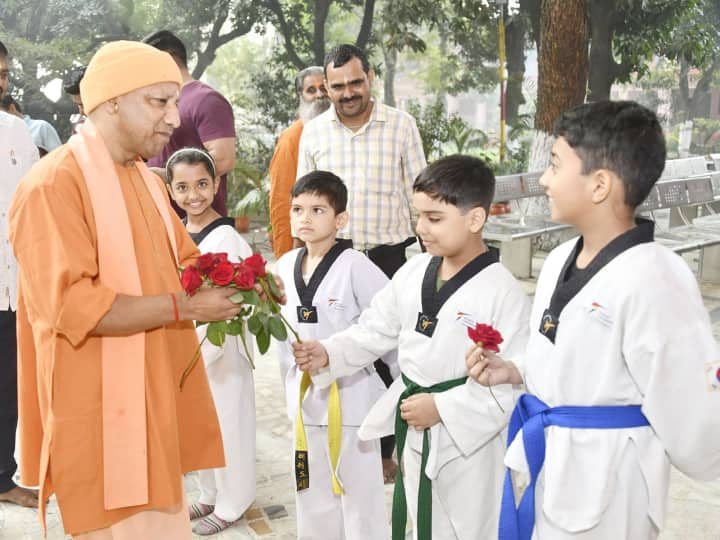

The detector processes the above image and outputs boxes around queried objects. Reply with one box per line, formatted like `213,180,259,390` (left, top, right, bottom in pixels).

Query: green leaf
256,328,271,354
247,315,262,335
226,318,244,336
229,289,261,306
206,321,226,347
268,315,288,341
266,273,282,299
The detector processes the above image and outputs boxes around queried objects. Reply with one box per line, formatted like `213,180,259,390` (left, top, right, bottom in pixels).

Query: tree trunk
520,0,542,50
528,0,588,249
505,12,527,125
676,57,691,123
312,0,332,65
586,1,615,102
355,0,376,52
383,46,397,107
535,0,588,133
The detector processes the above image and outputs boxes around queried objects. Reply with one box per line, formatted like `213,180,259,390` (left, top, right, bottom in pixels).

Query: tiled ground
1,239,718,539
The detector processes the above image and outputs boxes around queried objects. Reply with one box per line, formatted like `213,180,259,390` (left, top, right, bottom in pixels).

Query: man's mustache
339,96,360,104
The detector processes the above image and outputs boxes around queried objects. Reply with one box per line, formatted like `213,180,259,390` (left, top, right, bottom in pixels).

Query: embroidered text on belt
295,371,344,495
392,373,467,540
499,393,650,540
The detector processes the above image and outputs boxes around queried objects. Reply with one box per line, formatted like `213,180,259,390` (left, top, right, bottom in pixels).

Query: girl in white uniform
166,148,256,536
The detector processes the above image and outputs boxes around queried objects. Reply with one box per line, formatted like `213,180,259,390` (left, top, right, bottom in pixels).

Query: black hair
324,44,370,75
165,147,216,184
295,66,324,97
292,171,348,214
413,155,495,214
553,100,666,208
0,41,7,58
142,30,188,68
0,95,20,113
63,66,86,95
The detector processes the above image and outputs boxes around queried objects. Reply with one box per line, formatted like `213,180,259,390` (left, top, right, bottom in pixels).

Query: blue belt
499,394,650,540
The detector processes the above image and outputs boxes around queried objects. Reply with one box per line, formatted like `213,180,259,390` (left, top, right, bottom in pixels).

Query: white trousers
296,425,388,540
402,433,505,540
197,350,256,522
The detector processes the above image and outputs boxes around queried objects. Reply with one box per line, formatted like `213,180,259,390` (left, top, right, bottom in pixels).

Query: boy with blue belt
467,100,720,540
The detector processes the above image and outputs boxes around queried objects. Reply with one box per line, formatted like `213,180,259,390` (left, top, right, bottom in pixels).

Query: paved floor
1,242,719,539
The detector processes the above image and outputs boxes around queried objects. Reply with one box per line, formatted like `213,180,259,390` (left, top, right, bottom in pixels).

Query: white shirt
0,112,38,311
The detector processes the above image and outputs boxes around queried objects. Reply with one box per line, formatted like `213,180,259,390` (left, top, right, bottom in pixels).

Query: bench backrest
686,176,715,204
637,185,661,213
657,180,689,207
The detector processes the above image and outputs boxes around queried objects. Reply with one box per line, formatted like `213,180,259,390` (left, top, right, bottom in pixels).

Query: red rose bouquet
179,252,299,389
467,323,505,412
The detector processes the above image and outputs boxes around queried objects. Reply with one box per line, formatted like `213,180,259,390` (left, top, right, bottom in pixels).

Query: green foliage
406,98,451,160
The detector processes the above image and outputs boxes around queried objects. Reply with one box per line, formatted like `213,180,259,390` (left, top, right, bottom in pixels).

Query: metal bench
485,171,572,278
646,176,720,282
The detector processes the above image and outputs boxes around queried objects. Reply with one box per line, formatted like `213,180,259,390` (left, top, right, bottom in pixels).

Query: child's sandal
192,513,237,536
188,502,214,521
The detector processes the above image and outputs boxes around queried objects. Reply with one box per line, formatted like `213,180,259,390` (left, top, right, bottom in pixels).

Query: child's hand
400,393,441,430
292,340,329,371
465,344,523,386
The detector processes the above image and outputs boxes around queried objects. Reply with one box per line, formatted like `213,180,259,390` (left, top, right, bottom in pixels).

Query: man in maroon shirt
144,30,236,216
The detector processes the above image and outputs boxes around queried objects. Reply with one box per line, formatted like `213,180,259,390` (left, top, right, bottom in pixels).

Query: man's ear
335,210,349,230
367,69,375,85
469,206,487,233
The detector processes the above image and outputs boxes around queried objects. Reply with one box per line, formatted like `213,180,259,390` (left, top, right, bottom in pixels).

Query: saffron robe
9,146,224,535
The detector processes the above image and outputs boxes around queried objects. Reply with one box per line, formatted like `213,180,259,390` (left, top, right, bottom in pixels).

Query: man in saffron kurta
9,41,241,538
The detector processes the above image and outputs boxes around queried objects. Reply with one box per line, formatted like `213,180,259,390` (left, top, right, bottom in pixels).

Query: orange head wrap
80,40,182,114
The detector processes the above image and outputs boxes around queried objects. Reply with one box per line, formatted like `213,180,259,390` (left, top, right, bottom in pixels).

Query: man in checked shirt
296,43,427,482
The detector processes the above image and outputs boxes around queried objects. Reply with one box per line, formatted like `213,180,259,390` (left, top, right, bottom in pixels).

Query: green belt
392,373,468,540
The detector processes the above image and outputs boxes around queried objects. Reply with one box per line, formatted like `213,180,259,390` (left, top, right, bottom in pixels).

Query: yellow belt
295,371,344,495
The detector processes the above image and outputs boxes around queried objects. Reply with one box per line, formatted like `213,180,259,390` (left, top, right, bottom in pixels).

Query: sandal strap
192,513,236,536
188,502,214,521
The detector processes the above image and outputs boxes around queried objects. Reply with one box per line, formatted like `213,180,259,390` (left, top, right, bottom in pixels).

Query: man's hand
400,393,441,430
465,344,523,386
180,287,242,322
292,340,329,371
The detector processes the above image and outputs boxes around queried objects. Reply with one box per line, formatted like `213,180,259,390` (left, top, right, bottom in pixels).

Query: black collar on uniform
420,247,500,320
187,216,236,246
539,218,655,343
293,239,354,306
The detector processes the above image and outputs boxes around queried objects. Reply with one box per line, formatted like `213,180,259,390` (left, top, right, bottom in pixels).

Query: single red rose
211,253,229,266
196,253,215,274
233,264,256,291
207,261,235,286
180,265,203,295
467,323,504,352
244,253,267,277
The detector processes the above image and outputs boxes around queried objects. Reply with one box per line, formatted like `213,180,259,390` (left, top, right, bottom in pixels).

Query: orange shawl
68,119,178,510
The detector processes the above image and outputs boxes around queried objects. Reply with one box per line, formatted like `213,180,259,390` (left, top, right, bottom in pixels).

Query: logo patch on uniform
705,362,720,392
327,298,345,311
415,312,437,337
539,309,558,344
297,305,318,323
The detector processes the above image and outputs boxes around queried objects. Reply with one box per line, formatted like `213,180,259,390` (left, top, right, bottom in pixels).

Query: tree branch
267,0,308,69
355,0,376,51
